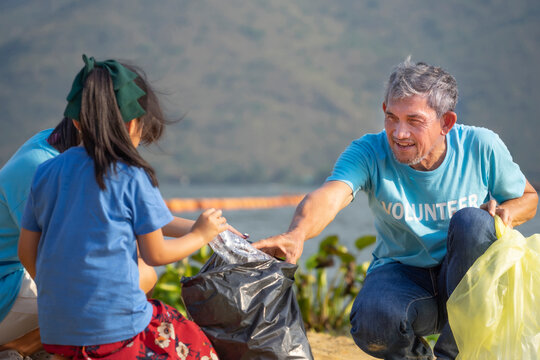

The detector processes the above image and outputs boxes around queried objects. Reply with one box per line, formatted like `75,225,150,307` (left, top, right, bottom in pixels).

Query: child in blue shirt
19,55,225,359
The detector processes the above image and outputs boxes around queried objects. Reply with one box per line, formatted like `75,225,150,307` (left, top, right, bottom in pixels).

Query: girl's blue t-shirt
327,124,526,272
21,147,173,346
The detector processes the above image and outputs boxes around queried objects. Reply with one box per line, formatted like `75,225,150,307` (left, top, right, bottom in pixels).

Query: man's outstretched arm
253,180,354,263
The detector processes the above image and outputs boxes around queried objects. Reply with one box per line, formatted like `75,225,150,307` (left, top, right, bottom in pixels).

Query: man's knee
450,207,492,231
448,207,496,256
350,296,408,357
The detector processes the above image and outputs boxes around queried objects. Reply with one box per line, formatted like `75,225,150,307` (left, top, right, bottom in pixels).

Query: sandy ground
307,331,378,360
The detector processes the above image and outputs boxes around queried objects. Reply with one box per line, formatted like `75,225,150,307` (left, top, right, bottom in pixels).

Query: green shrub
295,235,374,334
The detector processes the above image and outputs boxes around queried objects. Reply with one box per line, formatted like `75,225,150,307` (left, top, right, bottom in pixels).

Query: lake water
160,183,540,268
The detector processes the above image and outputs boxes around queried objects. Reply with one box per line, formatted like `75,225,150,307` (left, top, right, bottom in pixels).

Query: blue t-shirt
327,124,526,272
0,129,58,323
21,147,173,345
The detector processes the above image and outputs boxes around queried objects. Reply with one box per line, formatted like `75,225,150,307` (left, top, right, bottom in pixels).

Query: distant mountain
1,0,539,184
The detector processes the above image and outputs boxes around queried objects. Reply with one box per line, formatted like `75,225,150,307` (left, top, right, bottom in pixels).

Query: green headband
64,54,146,123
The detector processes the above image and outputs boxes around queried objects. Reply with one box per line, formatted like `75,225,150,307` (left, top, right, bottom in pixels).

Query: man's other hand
480,199,512,226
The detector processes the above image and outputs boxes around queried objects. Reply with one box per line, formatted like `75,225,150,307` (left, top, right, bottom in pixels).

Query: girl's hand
226,224,249,239
191,208,228,243
138,209,228,266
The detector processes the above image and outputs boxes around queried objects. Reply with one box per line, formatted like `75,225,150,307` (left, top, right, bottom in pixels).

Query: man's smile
393,140,415,150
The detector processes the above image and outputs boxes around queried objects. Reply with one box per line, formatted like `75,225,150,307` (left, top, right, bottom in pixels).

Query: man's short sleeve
326,137,374,196
127,168,174,236
485,131,526,202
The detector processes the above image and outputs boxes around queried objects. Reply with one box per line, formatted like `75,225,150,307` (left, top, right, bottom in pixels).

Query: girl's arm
162,216,195,238
138,208,228,266
18,228,41,279
163,215,247,239
138,255,158,296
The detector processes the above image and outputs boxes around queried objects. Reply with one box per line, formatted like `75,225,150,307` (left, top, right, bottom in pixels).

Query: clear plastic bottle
209,230,272,264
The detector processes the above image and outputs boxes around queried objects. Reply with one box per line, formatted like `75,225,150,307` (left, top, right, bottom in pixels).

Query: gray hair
384,57,458,118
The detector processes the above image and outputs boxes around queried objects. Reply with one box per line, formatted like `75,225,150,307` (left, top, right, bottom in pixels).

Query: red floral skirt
43,299,218,359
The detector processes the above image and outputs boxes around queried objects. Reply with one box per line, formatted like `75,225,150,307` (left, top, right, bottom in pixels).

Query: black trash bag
181,253,314,360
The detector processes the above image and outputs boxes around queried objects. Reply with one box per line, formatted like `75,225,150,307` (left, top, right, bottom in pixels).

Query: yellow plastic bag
447,216,540,359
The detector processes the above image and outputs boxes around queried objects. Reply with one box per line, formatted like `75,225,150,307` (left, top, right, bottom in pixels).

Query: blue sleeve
128,168,174,236
485,132,526,202
326,138,372,196
20,189,41,232
2,144,57,227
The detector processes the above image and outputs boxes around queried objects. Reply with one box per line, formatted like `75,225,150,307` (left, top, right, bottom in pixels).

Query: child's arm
163,216,247,239
138,255,158,296
137,208,228,266
18,228,41,279
162,216,196,238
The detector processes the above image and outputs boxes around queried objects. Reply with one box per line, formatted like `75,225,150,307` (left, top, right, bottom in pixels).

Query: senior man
254,59,538,359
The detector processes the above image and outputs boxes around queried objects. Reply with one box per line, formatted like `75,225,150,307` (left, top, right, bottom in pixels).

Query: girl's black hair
78,65,167,190
124,63,175,146
46,117,80,152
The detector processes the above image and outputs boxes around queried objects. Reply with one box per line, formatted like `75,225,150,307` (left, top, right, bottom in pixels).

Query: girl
18,55,225,359
0,117,162,357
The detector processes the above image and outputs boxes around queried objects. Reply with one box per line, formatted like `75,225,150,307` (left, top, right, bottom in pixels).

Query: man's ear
382,102,387,113
441,111,457,135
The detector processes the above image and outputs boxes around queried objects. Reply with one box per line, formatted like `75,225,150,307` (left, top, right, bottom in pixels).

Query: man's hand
253,232,304,264
253,181,353,264
480,199,512,226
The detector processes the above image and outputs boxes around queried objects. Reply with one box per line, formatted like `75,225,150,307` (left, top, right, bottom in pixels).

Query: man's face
383,95,446,171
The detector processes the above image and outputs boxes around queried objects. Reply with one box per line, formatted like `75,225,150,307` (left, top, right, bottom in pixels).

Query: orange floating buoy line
165,194,306,213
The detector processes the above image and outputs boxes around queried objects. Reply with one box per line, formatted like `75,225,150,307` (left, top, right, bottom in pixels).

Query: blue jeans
350,207,497,360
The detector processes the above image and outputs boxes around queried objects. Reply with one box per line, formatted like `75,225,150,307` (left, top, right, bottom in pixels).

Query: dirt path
307,331,378,360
